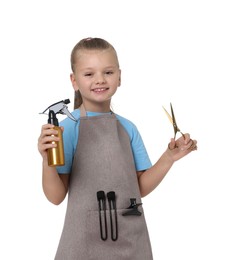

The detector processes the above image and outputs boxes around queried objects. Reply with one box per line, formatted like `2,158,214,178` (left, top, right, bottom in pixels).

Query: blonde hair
70,37,119,109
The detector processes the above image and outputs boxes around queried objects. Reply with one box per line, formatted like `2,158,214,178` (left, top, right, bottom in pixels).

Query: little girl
38,37,197,260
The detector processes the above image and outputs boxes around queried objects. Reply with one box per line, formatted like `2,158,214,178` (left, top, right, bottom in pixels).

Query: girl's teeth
94,88,106,92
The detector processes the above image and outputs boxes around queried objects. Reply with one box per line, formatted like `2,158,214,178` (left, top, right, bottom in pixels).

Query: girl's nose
95,73,106,84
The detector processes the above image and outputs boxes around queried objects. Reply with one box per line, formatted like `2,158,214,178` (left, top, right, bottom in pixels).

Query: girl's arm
137,134,197,197
42,163,69,205
38,124,70,205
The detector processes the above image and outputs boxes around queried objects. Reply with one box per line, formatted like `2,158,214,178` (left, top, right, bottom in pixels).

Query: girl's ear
70,73,79,91
118,69,121,86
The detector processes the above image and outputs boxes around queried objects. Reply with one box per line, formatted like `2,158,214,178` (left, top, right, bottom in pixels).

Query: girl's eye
84,73,93,77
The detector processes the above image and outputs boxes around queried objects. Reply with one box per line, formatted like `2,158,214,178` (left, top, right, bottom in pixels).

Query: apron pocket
86,209,153,260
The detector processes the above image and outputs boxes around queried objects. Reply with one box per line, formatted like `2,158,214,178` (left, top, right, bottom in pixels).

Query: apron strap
79,104,114,117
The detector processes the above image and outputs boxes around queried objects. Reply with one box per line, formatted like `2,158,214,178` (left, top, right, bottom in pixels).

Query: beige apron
55,107,153,260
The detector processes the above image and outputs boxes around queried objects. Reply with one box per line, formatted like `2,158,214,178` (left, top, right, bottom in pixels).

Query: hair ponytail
74,90,83,109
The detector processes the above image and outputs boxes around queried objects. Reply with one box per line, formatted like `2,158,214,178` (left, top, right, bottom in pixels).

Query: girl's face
70,49,121,112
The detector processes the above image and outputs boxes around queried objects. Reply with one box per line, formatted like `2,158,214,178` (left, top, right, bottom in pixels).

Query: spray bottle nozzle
40,99,77,122
63,99,70,105
48,110,59,126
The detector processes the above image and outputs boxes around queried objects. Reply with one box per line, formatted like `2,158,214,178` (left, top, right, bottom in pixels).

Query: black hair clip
122,198,142,216
97,191,108,241
107,191,118,241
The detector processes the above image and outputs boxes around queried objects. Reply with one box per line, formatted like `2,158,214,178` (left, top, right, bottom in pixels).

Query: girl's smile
91,87,110,93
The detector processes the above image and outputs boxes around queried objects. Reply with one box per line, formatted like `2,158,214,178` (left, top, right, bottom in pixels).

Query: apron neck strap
79,104,114,117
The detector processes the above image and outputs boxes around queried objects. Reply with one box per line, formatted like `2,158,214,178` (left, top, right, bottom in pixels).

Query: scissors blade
162,106,173,125
163,103,185,140
170,103,179,138
170,103,177,128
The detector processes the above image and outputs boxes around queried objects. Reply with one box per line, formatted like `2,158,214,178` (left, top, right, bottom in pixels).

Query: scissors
162,103,185,140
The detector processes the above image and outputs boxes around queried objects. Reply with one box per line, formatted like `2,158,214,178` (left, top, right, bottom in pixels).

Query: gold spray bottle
40,99,77,167
47,110,64,166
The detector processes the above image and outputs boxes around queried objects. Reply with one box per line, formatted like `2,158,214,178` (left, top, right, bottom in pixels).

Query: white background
0,0,234,259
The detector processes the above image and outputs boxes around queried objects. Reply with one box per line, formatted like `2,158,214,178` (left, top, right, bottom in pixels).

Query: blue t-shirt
57,109,152,174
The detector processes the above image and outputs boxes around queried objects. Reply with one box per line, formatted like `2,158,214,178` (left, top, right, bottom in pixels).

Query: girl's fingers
38,124,60,154
168,138,176,150
183,133,191,144
168,133,198,152
187,139,197,150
